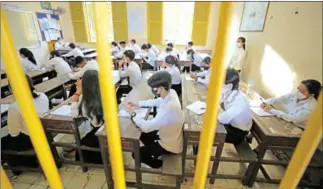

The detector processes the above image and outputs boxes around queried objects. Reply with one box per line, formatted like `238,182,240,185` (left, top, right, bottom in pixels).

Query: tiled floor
5,140,281,189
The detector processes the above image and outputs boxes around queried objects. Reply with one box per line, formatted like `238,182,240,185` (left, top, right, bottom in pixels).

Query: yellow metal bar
193,2,233,188
1,166,13,189
1,7,64,189
279,94,322,189
93,2,126,189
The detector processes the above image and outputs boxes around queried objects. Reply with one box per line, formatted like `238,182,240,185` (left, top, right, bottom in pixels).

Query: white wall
127,2,148,44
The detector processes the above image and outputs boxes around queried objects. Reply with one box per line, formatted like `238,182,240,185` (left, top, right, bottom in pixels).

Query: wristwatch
131,112,137,118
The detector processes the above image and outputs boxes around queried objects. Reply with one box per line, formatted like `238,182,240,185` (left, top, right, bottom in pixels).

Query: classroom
0,1,322,189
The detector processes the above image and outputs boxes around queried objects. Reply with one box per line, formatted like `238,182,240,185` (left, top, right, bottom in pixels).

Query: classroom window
84,2,114,42
163,2,195,45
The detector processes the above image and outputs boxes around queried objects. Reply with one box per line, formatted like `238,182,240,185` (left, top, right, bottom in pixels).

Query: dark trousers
75,126,102,164
182,64,201,73
224,124,249,145
1,133,38,168
142,62,154,70
171,83,182,102
135,131,171,169
69,84,77,98
116,85,133,104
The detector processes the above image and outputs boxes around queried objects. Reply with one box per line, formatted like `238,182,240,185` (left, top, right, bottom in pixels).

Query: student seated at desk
190,56,211,87
111,41,120,56
229,37,247,73
127,71,184,168
185,41,195,51
147,43,160,56
68,56,99,97
186,49,203,72
159,55,182,98
115,40,126,60
19,48,40,72
167,43,180,58
70,70,104,164
129,39,141,54
1,75,49,172
116,50,142,104
54,37,66,50
141,44,157,70
261,79,321,129
41,51,72,75
64,43,84,58
219,68,252,145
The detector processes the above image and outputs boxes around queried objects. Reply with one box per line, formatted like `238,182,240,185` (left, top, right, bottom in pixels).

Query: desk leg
74,127,88,172
243,142,269,187
182,132,188,179
46,132,62,168
99,137,114,189
62,85,67,100
133,140,142,189
209,142,224,184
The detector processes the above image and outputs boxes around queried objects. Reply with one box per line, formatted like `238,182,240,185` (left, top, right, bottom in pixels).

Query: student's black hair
130,39,136,43
186,49,195,60
141,44,149,50
203,56,211,65
119,40,126,45
9,75,39,98
69,43,76,49
188,41,194,46
167,43,174,48
238,37,246,50
225,68,240,90
75,56,85,66
50,50,61,59
301,79,322,100
78,70,104,125
165,47,172,53
111,41,118,47
147,43,152,49
124,50,135,61
165,55,181,72
19,48,37,65
57,37,61,40
147,71,172,91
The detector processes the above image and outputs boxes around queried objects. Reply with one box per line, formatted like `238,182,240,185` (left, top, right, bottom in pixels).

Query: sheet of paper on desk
50,105,72,116
145,72,154,79
249,100,261,107
186,101,207,115
185,75,195,81
250,107,274,117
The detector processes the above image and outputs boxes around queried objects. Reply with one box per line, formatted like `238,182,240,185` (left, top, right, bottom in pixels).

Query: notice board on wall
36,12,63,41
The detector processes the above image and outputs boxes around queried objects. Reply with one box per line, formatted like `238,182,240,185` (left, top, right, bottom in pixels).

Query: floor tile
65,172,90,189
13,172,41,184
11,182,31,189
32,174,48,186
84,174,106,189
226,179,245,189
261,183,279,189
28,184,48,189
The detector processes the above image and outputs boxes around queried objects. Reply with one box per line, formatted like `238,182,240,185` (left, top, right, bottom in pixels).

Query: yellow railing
1,2,322,189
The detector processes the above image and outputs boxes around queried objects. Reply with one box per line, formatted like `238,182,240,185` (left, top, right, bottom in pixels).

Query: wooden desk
239,82,322,188
181,73,227,184
0,73,72,105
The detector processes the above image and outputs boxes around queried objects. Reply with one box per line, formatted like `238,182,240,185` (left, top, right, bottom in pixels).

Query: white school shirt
64,48,84,58
71,95,104,128
197,69,211,87
111,46,120,55
265,92,317,129
115,47,125,59
160,65,181,85
8,92,49,137
172,48,180,56
218,90,253,131
131,44,141,54
68,60,99,80
41,57,72,75
229,48,247,71
119,61,142,87
132,89,184,153
191,53,203,67
151,45,160,56
21,58,40,72
143,49,157,67
55,41,64,50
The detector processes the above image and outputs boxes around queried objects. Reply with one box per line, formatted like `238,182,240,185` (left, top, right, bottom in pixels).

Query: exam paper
50,105,72,116
186,101,207,115
250,107,273,117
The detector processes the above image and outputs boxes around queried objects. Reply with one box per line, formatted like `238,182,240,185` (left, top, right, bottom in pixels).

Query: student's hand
190,72,197,79
263,105,272,112
72,68,78,72
118,59,125,68
126,104,135,114
161,61,167,68
127,102,138,107
76,79,82,94
260,102,267,109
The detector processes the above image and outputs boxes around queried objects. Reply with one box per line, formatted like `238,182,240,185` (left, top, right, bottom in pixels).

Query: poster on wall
127,7,145,34
240,2,269,32
36,12,63,41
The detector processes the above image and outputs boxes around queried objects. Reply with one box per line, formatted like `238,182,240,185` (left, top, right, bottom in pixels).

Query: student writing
147,43,160,57
186,49,203,72
127,71,184,168
261,79,321,129
129,39,141,54
1,75,49,171
40,51,72,75
141,44,157,70
19,48,40,72
64,43,84,58
191,56,212,87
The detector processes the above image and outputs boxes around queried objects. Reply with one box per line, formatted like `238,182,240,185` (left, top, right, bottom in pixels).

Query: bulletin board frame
36,12,63,42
